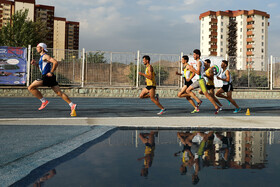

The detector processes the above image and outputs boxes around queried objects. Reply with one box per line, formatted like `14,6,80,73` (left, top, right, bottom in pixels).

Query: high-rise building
0,0,14,29
199,10,270,71
35,4,54,48
53,17,66,60
66,21,79,50
14,0,35,21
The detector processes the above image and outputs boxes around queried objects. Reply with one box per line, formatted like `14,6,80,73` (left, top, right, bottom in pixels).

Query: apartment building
0,0,79,52
200,10,270,71
53,17,66,60
35,4,54,48
0,0,14,29
14,0,35,21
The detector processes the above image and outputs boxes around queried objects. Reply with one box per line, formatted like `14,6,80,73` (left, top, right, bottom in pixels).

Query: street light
72,55,76,83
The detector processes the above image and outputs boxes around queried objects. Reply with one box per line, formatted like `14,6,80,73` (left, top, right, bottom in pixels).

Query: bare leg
28,80,44,99
186,96,196,109
209,89,223,107
203,90,219,109
186,86,201,104
226,91,239,108
139,88,150,99
51,85,71,104
149,88,164,109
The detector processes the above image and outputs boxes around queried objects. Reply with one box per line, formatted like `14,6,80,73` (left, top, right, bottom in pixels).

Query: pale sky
37,0,280,56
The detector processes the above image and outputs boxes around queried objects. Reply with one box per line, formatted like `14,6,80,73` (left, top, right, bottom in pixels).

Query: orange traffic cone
246,108,251,116
71,109,77,117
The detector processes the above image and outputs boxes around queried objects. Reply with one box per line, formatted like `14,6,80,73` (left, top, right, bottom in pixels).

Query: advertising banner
0,46,27,85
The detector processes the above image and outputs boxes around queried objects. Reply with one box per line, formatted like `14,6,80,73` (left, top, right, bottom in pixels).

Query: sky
37,0,280,56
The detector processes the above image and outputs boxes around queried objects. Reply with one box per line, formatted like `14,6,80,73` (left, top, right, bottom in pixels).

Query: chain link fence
30,48,83,86
227,56,270,89
22,47,280,89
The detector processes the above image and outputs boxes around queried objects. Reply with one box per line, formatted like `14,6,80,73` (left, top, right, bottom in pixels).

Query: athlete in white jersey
216,60,241,113
186,49,220,114
28,43,77,116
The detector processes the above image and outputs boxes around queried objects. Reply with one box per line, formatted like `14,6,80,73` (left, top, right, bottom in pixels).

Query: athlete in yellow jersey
139,55,166,115
199,59,223,109
176,55,198,112
137,131,157,177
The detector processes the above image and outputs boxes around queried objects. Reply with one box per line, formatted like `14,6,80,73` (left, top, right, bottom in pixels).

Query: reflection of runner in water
33,169,56,187
138,131,157,177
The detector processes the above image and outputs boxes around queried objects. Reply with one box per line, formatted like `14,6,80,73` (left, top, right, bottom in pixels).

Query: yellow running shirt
145,65,156,86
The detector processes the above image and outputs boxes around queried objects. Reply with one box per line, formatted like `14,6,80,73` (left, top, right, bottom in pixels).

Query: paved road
1,97,280,118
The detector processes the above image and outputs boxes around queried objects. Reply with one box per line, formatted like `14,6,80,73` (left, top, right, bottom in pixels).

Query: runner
216,60,241,113
139,55,166,115
175,55,198,113
28,43,77,116
199,59,223,109
186,49,220,114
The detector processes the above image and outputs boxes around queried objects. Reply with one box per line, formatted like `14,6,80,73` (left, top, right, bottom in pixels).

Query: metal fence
25,46,280,89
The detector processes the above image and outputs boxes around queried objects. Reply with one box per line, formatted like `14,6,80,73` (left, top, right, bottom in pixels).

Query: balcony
209,31,217,37
246,51,254,56
210,51,217,56
246,38,253,42
211,25,217,29
210,45,217,49
210,18,217,23
247,17,254,22
246,58,252,62
247,31,254,36
246,25,254,29
211,38,217,42
246,44,254,49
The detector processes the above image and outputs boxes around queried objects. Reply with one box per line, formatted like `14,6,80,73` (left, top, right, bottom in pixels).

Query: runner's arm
44,55,58,74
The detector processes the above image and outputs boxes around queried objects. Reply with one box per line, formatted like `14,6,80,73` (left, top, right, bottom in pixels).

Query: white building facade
200,10,269,71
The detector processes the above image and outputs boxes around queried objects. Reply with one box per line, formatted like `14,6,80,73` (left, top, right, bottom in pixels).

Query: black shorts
206,85,215,90
146,86,156,90
222,83,233,92
184,80,193,87
37,74,58,87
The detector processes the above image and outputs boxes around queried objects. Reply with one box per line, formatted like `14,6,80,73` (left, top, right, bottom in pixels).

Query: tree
87,51,107,63
0,9,50,47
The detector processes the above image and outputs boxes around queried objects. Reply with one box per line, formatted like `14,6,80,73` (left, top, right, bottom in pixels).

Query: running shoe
155,94,159,101
38,100,49,110
191,108,199,114
157,108,166,115
228,100,231,106
70,104,77,115
233,108,241,113
219,106,223,111
215,107,220,115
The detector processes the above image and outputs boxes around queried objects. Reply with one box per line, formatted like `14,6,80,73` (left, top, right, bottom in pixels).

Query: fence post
180,52,183,88
136,50,140,88
110,52,113,86
159,55,161,87
81,48,85,87
270,55,273,90
26,45,31,87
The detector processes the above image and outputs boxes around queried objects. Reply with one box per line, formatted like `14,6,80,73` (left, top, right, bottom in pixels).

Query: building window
221,28,223,32
261,55,264,59
262,16,264,20
221,22,223,26
240,28,242,32
240,35,242,39
202,36,204,40
262,22,264,26
221,41,223,46
262,35,264,40
262,42,264,46
240,48,242,52
261,62,264,66
262,29,264,33
202,18,204,21
221,48,223,52
221,35,223,39
221,16,224,19
261,48,264,53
